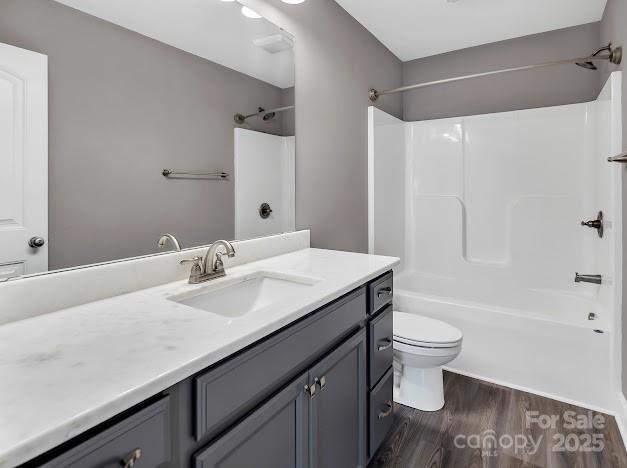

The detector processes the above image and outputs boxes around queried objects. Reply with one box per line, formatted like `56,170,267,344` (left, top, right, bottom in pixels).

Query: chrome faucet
180,240,236,284
158,233,181,252
574,273,602,284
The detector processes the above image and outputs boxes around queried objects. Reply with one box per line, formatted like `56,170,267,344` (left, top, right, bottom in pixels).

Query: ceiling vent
253,33,294,53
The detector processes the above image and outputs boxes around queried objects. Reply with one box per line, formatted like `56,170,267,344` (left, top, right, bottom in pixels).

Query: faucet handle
213,244,236,272
215,252,225,271
180,256,202,266
180,256,204,284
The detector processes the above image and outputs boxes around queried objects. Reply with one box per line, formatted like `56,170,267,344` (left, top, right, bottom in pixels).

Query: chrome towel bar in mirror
161,169,229,179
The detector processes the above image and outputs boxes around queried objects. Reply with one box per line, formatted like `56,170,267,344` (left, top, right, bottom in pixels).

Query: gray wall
599,0,627,397
280,87,295,137
402,23,601,121
241,0,403,253
600,0,627,146
0,0,288,270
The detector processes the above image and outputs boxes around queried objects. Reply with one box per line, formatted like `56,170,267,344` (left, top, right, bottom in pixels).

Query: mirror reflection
0,0,295,280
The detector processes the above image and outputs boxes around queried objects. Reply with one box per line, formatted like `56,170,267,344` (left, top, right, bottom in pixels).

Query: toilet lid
393,311,462,348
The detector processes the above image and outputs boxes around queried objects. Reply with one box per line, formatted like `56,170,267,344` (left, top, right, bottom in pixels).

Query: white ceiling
54,0,294,88
334,0,608,61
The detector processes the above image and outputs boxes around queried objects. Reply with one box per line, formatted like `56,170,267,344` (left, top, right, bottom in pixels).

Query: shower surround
369,72,623,414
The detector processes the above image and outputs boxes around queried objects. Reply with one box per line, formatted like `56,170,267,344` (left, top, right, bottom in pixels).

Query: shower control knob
28,236,46,248
580,211,603,238
581,220,600,227
259,203,273,219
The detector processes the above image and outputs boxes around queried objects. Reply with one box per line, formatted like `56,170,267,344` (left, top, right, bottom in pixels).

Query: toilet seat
393,311,462,349
394,338,462,358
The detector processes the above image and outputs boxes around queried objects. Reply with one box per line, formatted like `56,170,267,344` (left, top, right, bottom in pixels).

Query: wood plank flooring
369,372,627,468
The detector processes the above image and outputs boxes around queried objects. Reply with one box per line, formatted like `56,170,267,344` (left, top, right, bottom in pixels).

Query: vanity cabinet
194,330,366,468
23,271,393,468
194,287,367,442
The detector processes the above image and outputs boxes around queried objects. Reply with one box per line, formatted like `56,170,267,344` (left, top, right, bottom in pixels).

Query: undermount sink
169,272,321,318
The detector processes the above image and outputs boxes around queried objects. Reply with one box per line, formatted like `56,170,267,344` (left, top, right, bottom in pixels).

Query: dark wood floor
369,372,627,468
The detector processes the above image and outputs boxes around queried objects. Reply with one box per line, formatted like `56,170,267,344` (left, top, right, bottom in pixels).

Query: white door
0,43,48,279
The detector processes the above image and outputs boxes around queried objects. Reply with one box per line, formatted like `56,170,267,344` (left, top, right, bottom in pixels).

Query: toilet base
394,365,444,411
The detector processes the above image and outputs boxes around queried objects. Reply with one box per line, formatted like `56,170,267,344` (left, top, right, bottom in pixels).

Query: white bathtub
394,271,616,412
369,74,624,417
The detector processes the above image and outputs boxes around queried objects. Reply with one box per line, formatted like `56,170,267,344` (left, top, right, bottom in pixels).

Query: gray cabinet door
308,329,367,468
193,372,309,468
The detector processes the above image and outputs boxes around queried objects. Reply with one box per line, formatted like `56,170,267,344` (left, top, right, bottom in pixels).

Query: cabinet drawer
195,287,367,441
369,367,394,459
368,272,393,315
368,305,393,388
40,397,170,468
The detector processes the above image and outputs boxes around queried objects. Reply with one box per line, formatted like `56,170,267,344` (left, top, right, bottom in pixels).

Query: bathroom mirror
0,0,295,280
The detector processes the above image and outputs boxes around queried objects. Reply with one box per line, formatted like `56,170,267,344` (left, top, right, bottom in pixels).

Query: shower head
575,43,622,70
256,107,277,121
235,107,275,124
234,105,294,124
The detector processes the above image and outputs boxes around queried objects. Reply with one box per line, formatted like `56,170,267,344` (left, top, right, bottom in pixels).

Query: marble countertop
0,248,398,467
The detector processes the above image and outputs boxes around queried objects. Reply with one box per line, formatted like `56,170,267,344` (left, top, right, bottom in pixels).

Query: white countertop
0,248,398,467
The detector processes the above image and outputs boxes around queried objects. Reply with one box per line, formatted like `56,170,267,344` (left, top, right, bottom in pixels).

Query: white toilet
393,311,463,411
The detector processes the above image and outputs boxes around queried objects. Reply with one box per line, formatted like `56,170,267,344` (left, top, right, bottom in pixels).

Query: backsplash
0,231,310,325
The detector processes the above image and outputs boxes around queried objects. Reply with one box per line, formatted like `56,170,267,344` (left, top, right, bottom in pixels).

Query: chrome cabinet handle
315,376,326,390
304,383,317,399
28,236,46,248
377,338,393,351
378,401,393,420
121,448,141,468
377,287,392,298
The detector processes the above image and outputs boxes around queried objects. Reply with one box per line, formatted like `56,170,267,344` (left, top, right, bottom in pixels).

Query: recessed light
281,0,306,4
241,6,262,18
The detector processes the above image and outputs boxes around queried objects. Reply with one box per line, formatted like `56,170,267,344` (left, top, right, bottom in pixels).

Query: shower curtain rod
369,44,622,101
234,105,295,124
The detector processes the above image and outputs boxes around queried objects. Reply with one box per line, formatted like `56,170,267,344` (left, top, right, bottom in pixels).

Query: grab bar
608,151,627,163
162,169,229,179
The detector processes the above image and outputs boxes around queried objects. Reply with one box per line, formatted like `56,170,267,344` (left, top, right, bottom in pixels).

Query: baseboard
443,366,614,415
615,392,627,450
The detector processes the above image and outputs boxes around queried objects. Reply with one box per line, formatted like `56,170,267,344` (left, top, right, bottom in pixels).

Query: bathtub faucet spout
574,273,602,284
